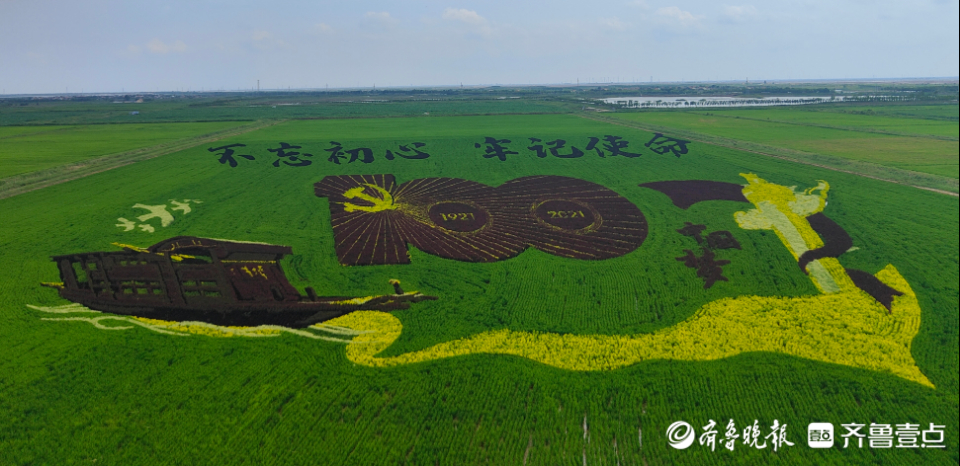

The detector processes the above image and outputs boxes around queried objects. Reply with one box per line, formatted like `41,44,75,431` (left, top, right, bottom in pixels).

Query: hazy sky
1,0,958,94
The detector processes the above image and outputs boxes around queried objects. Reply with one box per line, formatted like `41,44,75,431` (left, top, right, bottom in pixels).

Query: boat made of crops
43,236,436,328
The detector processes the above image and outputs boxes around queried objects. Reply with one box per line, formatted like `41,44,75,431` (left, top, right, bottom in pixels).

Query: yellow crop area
330,264,929,387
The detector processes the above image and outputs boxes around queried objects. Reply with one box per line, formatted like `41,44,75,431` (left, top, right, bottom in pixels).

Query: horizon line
1,76,957,98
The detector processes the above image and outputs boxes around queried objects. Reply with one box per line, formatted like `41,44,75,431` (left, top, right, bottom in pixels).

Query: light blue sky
2,0,958,94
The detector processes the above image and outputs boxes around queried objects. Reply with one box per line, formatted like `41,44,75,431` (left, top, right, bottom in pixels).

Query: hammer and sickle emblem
342,184,398,213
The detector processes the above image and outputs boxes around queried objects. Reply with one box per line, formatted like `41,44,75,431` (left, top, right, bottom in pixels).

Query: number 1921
440,213,476,221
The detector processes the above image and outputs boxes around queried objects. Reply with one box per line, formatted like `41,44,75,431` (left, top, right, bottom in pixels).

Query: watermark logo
666,418,793,452
667,421,696,450
808,423,835,448
669,419,945,452
840,423,945,449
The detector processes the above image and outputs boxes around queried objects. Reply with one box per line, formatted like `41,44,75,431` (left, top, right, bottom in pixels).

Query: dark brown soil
845,268,903,311
798,213,853,273
315,175,648,264
639,180,748,209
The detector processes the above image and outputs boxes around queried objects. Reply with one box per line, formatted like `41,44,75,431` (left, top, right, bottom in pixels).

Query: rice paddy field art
1,112,957,465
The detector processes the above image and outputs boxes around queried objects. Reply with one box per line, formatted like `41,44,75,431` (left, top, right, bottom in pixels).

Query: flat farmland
0,98,569,126
0,121,250,178
690,106,959,139
607,108,959,178
825,104,957,121
0,125,75,139
1,111,957,465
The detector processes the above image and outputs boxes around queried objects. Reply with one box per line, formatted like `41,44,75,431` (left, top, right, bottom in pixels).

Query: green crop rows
606,106,959,179
0,121,250,178
684,107,958,139
0,98,569,126
0,107,957,465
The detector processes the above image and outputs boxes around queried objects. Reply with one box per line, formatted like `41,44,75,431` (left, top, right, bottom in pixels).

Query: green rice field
1,103,957,465
822,105,957,121
0,121,249,178
607,107,959,179
0,98,568,126
686,107,958,138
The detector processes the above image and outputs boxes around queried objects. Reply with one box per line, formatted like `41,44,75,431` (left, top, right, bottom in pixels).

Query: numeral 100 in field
315,174,649,265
